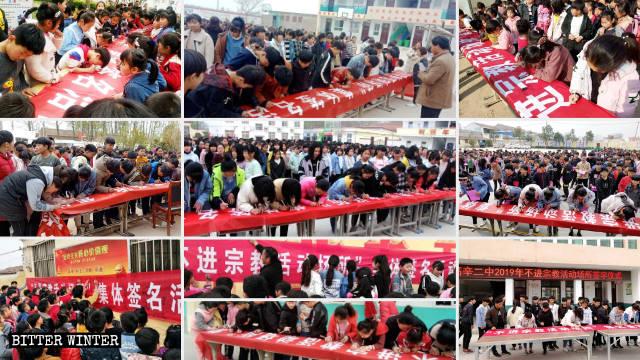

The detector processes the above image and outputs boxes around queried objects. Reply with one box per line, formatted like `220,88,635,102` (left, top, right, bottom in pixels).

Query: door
386,0,395,6
361,21,370,41
327,0,335,11
325,19,333,33
412,26,425,47
380,23,390,44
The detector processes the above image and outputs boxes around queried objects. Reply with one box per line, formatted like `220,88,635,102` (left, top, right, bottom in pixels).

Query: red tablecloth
244,72,413,118
459,30,614,118
199,329,449,360
459,200,640,235
54,183,169,216
485,324,640,337
185,190,456,235
31,38,131,118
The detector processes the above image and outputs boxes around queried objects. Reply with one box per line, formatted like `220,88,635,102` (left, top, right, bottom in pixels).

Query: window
241,131,250,139
600,240,611,247
423,121,429,128
281,121,288,127
285,15,290,21
269,132,276,139
373,23,381,36
556,239,569,244
282,133,288,140
408,121,414,127
572,239,583,245
335,20,344,31
298,16,303,22
130,240,180,273
347,133,353,142
614,239,624,248
586,240,598,246
33,240,55,277
268,121,275,126
629,240,638,249
256,123,263,130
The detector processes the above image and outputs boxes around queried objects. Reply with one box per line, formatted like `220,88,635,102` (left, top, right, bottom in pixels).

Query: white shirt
301,271,323,296
570,15,584,36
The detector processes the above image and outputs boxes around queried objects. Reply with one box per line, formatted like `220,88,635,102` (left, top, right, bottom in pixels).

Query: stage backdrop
26,270,180,322
55,240,128,276
184,240,456,285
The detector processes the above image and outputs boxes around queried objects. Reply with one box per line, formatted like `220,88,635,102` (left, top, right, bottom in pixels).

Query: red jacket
327,313,358,341
160,54,182,92
379,302,399,324
61,347,82,360
618,175,632,193
0,152,15,182
396,329,433,353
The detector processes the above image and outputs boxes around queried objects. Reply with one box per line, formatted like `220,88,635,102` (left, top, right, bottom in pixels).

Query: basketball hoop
338,7,354,19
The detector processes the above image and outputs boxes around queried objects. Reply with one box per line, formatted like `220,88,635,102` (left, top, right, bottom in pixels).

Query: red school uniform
159,54,182,91
396,329,433,353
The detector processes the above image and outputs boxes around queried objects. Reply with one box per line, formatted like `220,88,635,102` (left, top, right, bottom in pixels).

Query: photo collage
0,0,638,359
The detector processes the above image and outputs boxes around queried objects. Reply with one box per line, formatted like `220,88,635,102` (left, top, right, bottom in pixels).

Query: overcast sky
0,240,22,270
186,0,320,15
462,120,640,138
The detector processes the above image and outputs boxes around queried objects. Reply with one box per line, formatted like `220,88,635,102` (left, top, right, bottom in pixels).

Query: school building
318,0,456,48
460,239,640,306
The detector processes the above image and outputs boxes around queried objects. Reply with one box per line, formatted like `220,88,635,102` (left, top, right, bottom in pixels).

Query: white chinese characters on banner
513,86,571,118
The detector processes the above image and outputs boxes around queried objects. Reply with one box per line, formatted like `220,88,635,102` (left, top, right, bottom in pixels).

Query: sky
186,0,320,15
462,120,640,138
0,240,22,270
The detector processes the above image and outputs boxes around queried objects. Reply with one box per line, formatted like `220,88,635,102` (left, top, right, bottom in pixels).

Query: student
547,0,567,42
300,255,323,297
583,34,640,117
150,10,175,41
520,29,575,83
394,326,432,354
184,161,211,213
299,176,329,206
320,255,344,298
561,1,594,59
56,43,110,72
326,303,358,343
311,40,346,88
352,318,389,350
0,93,35,118
600,192,637,220
304,299,328,339
346,52,380,80
410,47,429,104
58,12,95,58
237,175,275,214
227,36,267,71
191,301,224,360
157,32,181,92
185,14,214,68
186,64,266,118
486,19,515,54
0,23,45,95
288,49,314,94
214,17,249,65
278,300,298,335
24,3,63,85
418,261,445,297
392,258,414,297
130,327,160,359
384,307,428,350
119,48,160,103
183,49,208,117
210,158,245,210
504,6,520,50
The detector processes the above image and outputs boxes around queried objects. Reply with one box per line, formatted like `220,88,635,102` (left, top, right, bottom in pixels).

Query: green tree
585,130,594,145
553,132,564,147
541,125,554,146
513,126,524,140
566,129,578,147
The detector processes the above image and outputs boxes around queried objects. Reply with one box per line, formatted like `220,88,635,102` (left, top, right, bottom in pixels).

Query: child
120,48,160,103
300,255,323,297
0,23,45,95
311,39,346,88
256,64,292,106
185,13,214,68
278,301,298,335
157,32,181,91
394,327,432,354
58,12,96,57
233,308,259,360
411,47,429,104
56,44,110,72
583,34,640,117
486,19,514,54
23,3,63,85
516,19,530,52
288,49,314,94
96,30,113,47
299,176,329,206
326,304,358,343
504,6,521,50
102,11,122,37
352,318,388,351
304,299,328,339
191,301,223,360
151,10,175,41
140,12,154,37
330,66,355,87
516,311,537,354
520,29,574,83
391,258,414,297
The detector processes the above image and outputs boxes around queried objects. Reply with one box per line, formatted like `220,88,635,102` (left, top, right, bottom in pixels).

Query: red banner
185,190,456,235
54,183,169,216
55,240,129,276
184,240,456,285
484,324,640,337
199,328,450,360
459,200,640,236
26,270,181,322
459,265,622,281
459,30,614,118
244,72,412,118
31,38,130,118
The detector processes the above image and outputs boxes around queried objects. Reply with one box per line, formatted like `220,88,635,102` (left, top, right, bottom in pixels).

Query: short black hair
184,49,207,77
274,65,293,86
120,311,139,333
13,23,46,55
0,130,14,147
135,327,160,355
158,32,181,55
0,93,35,118
215,277,233,290
73,98,156,118
86,309,107,332
236,65,266,86
185,13,202,23
298,49,314,63
34,136,52,148
275,281,291,295
146,92,181,118
93,47,112,67
99,306,114,323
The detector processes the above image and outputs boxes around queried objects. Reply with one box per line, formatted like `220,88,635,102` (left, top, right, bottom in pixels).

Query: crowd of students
185,240,456,301
183,136,456,234
460,0,640,117
0,280,180,359
460,148,640,235
0,129,180,236
191,300,456,359
0,1,181,118
460,294,640,357
183,15,454,118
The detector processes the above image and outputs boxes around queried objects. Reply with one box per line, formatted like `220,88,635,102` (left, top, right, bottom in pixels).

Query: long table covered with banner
183,240,456,291
38,183,170,236
184,190,456,236
459,200,640,236
31,37,130,118
475,326,596,360
459,29,614,118
243,72,413,118
200,328,450,360
26,270,181,322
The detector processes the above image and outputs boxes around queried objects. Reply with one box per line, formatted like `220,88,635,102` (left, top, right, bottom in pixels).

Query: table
201,328,450,360
184,190,456,236
243,72,413,118
39,183,169,236
594,324,640,360
459,29,615,118
475,327,594,360
459,200,640,236
30,38,130,118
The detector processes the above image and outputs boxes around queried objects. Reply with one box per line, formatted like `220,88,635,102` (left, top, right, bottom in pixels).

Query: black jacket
537,309,554,327
307,302,328,338
278,307,299,335
385,313,427,349
289,60,313,94
253,302,281,333
461,303,475,325
255,244,283,297
311,50,334,88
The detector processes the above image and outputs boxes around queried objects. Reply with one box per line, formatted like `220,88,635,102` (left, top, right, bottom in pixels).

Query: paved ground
459,57,516,118
460,332,640,359
311,214,456,237
458,193,605,238
65,206,182,237
358,92,456,118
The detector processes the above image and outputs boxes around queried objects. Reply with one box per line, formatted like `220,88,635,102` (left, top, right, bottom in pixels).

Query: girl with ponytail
352,318,389,350
120,48,161,103
300,254,322,296
340,259,357,298
24,3,64,84
326,303,358,343
373,255,392,298
321,255,344,298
